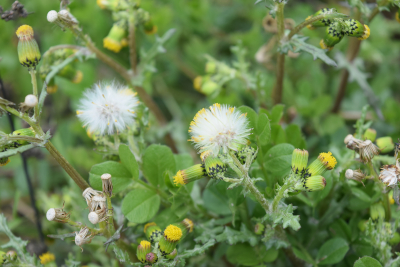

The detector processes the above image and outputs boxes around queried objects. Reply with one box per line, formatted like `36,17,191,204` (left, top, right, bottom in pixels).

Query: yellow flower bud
16,25,41,69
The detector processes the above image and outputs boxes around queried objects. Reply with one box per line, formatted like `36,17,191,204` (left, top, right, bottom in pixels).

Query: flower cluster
306,8,370,50
174,103,254,186
137,219,193,264
292,149,337,192
76,82,139,135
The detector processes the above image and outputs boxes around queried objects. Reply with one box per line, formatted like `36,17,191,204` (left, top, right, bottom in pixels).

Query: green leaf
317,237,349,265
353,256,382,267
351,187,372,203
142,144,176,189
174,153,194,172
0,214,39,265
89,161,133,194
257,113,271,145
264,144,294,177
215,224,258,246
290,36,337,67
271,124,286,144
293,247,314,264
203,185,231,215
238,106,258,137
118,144,139,180
272,204,301,231
121,188,160,223
285,124,305,149
270,104,284,124
226,242,278,266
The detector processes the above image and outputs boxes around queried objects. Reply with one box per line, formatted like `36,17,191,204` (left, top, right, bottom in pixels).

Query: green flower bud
307,152,337,176
295,175,326,192
306,8,336,29
0,157,10,167
342,19,370,40
205,61,217,74
193,76,203,91
291,149,309,175
144,20,157,35
254,223,265,235
173,164,206,186
376,137,395,154
370,203,385,221
58,65,83,84
145,252,158,264
204,155,227,179
166,249,177,260
320,21,344,50
363,128,377,142
16,25,41,70
11,128,35,146
136,240,151,264
358,220,367,232
201,80,219,95
6,251,17,261
103,22,127,53
144,222,162,244
237,145,257,165
389,232,400,245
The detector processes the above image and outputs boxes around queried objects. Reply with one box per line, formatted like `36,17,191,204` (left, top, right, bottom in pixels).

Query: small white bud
88,211,99,224
24,94,38,107
46,208,56,221
345,169,353,179
47,10,58,23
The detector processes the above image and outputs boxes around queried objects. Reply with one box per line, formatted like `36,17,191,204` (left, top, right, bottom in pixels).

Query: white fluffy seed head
93,196,106,202
75,234,83,246
344,134,354,144
46,208,56,221
76,82,139,135
58,9,68,17
88,211,99,224
47,10,58,22
24,94,38,107
345,169,354,179
101,173,112,180
189,103,251,156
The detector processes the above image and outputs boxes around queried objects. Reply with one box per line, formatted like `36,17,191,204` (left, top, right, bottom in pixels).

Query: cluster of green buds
96,0,157,53
39,48,83,94
344,134,380,162
138,219,193,264
193,58,237,96
292,149,337,192
16,25,41,70
0,128,36,167
306,8,370,50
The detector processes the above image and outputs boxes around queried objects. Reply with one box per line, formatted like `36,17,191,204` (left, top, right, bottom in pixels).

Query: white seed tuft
24,94,38,107
46,208,56,221
47,10,58,23
345,169,353,179
88,211,99,224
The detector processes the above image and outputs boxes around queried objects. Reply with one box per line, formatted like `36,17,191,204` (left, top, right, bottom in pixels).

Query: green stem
367,162,391,221
272,183,291,211
29,70,39,123
44,140,89,191
128,15,137,73
243,175,270,212
272,3,286,105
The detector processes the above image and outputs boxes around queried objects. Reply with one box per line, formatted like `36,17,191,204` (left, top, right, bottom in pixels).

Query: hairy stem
29,70,39,123
272,183,291,211
272,3,286,105
128,16,137,73
44,140,89,191
243,175,270,211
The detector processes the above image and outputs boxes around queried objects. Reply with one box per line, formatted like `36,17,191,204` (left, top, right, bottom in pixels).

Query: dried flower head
82,187,103,207
75,227,93,251
189,103,251,156
90,195,106,212
101,173,113,196
345,169,366,185
46,207,70,223
88,207,107,224
359,140,380,162
379,165,400,187
76,82,139,135
24,94,37,107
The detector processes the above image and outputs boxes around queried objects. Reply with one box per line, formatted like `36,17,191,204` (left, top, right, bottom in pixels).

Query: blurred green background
0,0,400,265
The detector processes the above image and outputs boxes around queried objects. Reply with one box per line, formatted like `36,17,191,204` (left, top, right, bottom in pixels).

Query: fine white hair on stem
76,82,139,135
189,103,251,156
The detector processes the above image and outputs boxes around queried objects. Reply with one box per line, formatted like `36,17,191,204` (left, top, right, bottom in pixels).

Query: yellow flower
39,252,55,264
164,225,182,242
318,152,337,170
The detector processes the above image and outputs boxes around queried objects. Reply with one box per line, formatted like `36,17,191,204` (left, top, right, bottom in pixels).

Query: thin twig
128,17,137,73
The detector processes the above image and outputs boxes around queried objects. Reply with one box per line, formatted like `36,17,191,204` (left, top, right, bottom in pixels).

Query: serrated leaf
290,36,337,67
272,204,301,231
216,224,258,246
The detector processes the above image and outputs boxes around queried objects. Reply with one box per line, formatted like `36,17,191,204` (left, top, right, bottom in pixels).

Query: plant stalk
128,16,137,74
29,70,39,122
272,3,286,105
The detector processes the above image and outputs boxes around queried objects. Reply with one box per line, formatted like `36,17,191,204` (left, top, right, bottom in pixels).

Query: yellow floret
0,158,11,166
318,151,337,170
183,218,194,233
164,225,182,242
39,252,55,264
16,25,34,38
145,25,158,35
140,240,151,249
173,170,185,186
193,76,202,91
103,37,122,53
358,24,370,40
47,84,58,94
396,12,400,23
144,222,157,233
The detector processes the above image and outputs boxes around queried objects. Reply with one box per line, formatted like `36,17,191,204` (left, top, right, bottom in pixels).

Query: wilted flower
46,207,70,223
359,140,380,162
345,169,366,185
76,82,139,135
189,103,251,156
75,227,93,251
379,165,400,187
88,207,107,224
101,173,113,196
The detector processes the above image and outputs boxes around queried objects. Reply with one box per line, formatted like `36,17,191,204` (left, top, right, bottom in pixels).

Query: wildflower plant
1,0,400,266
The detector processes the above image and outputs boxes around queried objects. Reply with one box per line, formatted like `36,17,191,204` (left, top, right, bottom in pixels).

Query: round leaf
317,237,349,265
354,256,382,267
121,188,160,223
